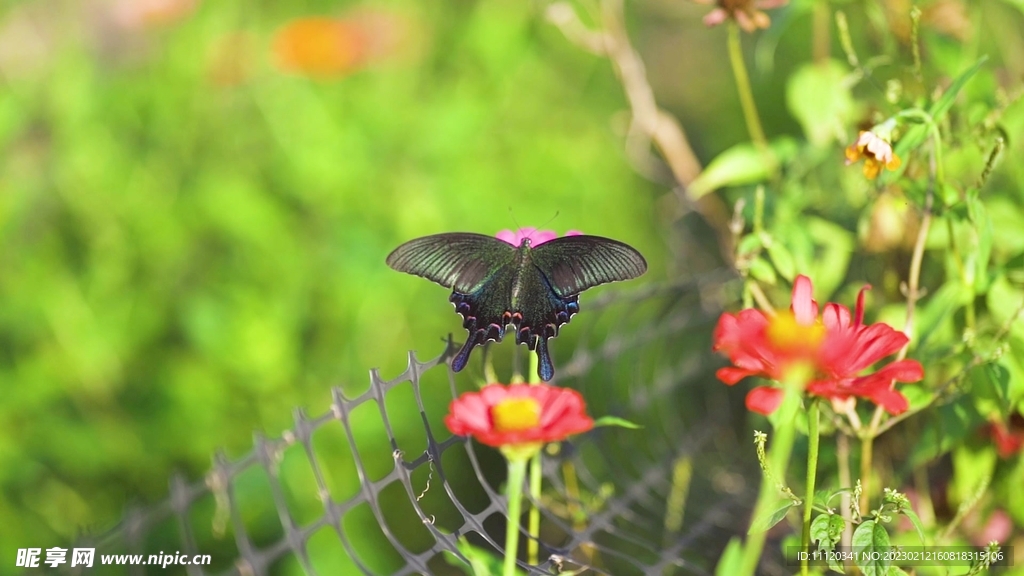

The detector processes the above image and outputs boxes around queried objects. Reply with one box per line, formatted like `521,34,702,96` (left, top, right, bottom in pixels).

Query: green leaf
804,218,855,301
915,281,970,352
749,499,797,534
952,445,996,503
737,233,764,256
901,507,927,545
766,240,797,282
967,195,993,293
853,520,892,576
689,138,799,198
970,362,1012,418
886,56,988,182
749,256,778,285
930,55,989,120
785,60,857,146
987,274,1024,341
988,197,1024,256
810,514,833,544
715,537,744,576
825,515,847,573
911,395,986,464
810,513,846,558
592,416,642,430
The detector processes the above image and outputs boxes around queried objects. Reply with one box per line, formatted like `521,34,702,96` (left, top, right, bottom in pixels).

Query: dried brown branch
547,0,735,259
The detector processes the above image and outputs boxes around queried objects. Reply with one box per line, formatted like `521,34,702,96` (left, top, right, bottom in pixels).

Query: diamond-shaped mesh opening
68,270,757,575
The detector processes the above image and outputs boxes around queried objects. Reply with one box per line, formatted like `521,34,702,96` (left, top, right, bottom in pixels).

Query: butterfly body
386,232,645,380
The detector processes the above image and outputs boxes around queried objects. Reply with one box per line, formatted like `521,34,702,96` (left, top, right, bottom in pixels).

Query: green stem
503,458,529,576
801,400,821,576
859,435,872,513
527,351,542,565
727,23,768,148
528,453,542,564
812,0,831,64
738,386,801,576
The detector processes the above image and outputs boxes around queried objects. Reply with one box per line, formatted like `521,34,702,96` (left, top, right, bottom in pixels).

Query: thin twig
547,0,736,257
860,136,938,512
748,281,776,315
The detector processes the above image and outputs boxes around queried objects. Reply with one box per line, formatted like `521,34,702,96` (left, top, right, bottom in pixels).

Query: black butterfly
386,232,647,381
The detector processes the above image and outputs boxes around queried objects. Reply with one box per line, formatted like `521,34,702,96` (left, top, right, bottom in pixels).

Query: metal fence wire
70,272,757,576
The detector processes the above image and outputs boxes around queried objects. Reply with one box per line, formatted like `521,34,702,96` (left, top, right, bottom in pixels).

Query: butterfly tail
452,331,482,372
535,336,554,381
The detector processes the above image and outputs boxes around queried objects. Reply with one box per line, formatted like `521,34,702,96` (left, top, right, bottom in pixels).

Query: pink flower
713,275,924,415
495,228,583,247
694,0,788,32
444,383,594,448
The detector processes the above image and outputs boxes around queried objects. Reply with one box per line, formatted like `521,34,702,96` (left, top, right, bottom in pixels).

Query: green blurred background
6,0,1024,571
0,0,708,555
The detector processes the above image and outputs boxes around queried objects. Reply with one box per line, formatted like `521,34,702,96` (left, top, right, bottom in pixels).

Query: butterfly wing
515,236,646,380
387,233,517,373
530,235,648,297
386,233,514,293
510,266,579,381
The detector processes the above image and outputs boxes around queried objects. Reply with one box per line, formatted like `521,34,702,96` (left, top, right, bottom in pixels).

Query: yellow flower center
766,311,825,353
492,398,541,433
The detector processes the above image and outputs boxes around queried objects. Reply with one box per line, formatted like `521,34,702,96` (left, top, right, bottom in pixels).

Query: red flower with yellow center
444,384,594,450
713,275,924,415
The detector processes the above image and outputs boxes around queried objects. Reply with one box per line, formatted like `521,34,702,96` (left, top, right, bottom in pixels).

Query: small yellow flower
695,0,789,32
845,130,902,179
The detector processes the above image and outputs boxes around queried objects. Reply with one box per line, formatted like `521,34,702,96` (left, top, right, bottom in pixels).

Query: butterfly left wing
530,235,648,297
387,233,518,374
385,233,514,293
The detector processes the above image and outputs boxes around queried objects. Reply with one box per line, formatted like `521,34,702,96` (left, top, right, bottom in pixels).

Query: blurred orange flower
845,130,901,180
271,11,404,78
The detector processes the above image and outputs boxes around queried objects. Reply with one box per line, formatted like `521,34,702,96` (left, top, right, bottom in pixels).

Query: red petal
864,359,924,383
717,366,760,385
790,275,818,325
825,324,909,376
822,303,851,332
854,285,872,327
445,393,491,435
746,386,784,415
712,313,741,352
863,383,909,415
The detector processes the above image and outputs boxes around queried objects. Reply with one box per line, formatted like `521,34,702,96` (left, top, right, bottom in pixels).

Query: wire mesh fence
68,271,757,576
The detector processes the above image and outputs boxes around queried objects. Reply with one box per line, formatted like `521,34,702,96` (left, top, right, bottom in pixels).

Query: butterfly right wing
385,233,515,293
387,233,518,372
530,235,647,297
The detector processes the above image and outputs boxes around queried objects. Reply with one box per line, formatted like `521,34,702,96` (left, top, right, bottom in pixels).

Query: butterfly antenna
536,211,560,232
507,210,563,243
507,208,525,233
